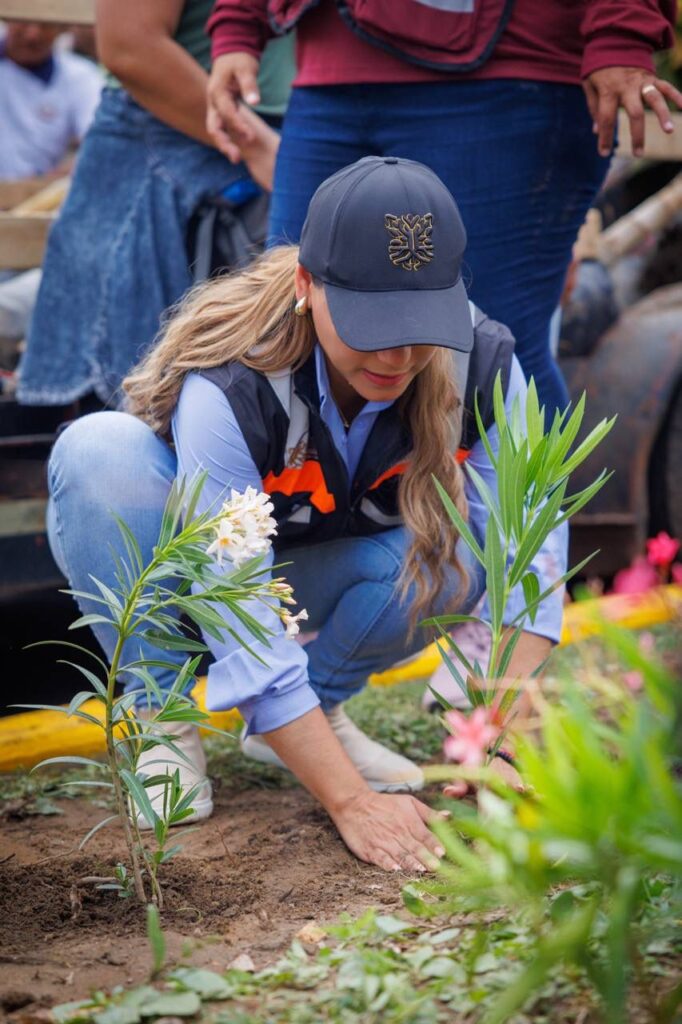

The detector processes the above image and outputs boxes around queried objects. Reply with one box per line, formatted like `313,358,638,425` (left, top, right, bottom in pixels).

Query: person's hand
330,790,447,873
234,105,280,191
443,754,523,799
207,51,262,162
583,67,682,158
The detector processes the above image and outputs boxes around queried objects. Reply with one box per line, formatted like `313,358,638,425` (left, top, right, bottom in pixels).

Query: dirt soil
0,786,406,1018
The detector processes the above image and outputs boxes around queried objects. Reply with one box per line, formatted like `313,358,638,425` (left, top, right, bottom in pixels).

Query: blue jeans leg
47,411,184,700
283,527,485,709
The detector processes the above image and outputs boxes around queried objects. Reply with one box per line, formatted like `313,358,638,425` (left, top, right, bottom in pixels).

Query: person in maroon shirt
204,0,679,415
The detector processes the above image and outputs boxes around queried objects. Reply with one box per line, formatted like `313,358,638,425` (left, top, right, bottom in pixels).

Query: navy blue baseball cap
298,156,473,354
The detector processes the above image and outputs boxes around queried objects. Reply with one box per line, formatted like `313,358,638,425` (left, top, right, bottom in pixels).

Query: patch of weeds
0,763,113,818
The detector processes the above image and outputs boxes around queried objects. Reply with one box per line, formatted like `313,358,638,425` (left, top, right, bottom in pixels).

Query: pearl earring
294,295,309,317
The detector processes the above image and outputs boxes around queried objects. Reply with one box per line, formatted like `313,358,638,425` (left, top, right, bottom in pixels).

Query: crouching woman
47,157,566,872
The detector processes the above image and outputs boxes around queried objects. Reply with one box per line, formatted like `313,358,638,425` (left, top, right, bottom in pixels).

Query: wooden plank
0,177,53,211
0,0,94,23
616,109,682,161
0,213,54,270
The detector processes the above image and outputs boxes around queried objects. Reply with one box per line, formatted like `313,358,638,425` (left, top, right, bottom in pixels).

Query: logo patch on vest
385,213,434,271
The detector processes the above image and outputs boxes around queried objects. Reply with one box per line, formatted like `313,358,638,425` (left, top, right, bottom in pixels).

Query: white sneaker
241,704,424,793
135,717,213,830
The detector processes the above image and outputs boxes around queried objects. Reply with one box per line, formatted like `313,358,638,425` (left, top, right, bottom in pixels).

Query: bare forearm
263,707,369,814
102,38,214,147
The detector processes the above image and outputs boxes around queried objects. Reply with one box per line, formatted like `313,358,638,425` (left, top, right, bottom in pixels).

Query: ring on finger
642,84,659,98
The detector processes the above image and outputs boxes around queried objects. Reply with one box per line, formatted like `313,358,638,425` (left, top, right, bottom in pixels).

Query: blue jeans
47,412,485,709
269,80,609,415
18,89,246,407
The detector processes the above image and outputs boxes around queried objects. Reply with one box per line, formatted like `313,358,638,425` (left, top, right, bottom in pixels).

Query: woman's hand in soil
330,791,446,873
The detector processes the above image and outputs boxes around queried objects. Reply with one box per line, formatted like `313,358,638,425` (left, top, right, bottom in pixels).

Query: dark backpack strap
461,305,515,450
188,192,270,284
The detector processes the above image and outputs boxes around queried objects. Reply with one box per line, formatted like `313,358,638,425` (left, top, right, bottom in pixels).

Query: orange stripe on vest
263,461,336,514
368,449,470,491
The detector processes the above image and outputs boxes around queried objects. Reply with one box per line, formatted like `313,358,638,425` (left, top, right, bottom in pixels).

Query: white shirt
0,48,103,179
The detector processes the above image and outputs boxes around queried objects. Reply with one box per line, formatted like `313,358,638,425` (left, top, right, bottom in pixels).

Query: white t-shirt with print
0,50,103,179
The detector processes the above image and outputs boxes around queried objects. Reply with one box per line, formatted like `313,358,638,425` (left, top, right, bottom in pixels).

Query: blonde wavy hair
124,246,469,628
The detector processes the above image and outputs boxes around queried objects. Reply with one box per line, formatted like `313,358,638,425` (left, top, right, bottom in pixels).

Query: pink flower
612,557,658,595
671,563,682,585
443,707,498,767
646,532,680,569
623,670,644,693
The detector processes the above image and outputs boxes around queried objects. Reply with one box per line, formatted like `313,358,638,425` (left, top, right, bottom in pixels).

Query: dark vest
202,305,514,550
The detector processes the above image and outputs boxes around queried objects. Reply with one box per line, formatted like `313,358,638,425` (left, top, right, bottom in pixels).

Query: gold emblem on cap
385,213,434,271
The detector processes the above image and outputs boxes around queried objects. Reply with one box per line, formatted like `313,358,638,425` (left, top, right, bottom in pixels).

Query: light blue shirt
172,350,567,733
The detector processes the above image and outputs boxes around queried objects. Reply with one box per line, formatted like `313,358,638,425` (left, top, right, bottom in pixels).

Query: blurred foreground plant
413,631,682,1024
19,477,302,906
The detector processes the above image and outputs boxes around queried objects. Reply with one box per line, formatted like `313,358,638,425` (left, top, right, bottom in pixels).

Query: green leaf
146,904,166,979
524,377,545,452
121,769,159,828
521,572,540,625
492,371,507,435
13,703,71,714
69,613,115,631
88,575,124,611
554,470,613,527
95,1004,141,1024
556,415,616,480
32,755,106,772
473,389,497,469
483,513,505,635
508,483,566,588
544,392,586,481
51,999,98,1023
67,690,98,716
420,613,481,629
169,967,232,1000
26,638,109,673
112,513,144,575
435,638,471,701
139,991,200,1018
57,661,108,697
495,625,525,679
78,814,119,849
138,631,207,653
433,477,485,566
464,462,504,535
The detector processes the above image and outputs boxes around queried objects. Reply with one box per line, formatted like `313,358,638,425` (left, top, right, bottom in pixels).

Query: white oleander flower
282,607,309,639
207,486,277,567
